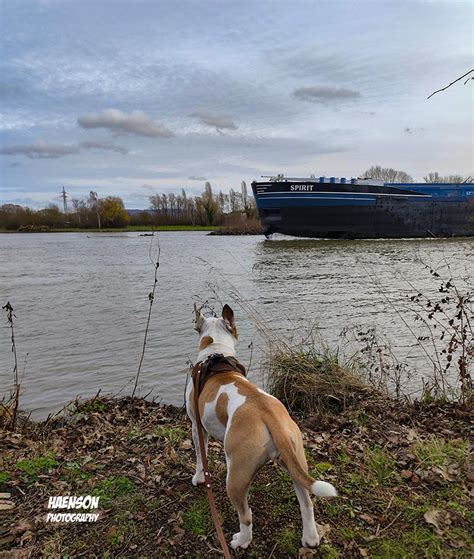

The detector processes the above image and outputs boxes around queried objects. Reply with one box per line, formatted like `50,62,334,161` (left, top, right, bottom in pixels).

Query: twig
427,69,473,99
247,341,254,375
132,232,161,398
376,511,402,536
2,302,19,430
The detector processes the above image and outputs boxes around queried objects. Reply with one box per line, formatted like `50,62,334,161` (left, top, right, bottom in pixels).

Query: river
0,232,472,419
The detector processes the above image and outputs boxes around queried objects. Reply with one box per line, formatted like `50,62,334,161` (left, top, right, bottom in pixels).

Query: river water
0,232,472,419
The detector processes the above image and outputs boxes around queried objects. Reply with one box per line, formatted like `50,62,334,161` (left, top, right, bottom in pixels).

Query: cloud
294,86,361,104
79,141,129,154
188,175,208,181
0,142,79,159
77,108,174,138
190,109,238,132
0,140,128,159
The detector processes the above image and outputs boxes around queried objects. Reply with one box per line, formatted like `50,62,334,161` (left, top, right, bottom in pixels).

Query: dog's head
194,304,238,359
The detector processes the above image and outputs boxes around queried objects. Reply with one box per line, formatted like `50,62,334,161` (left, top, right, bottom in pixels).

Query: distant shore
0,225,221,233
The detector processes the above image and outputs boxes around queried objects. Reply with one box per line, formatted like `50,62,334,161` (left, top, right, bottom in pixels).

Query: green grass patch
182,497,212,536
312,461,333,475
369,525,446,559
77,400,106,413
154,425,187,446
275,526,299,556
412,436,469,469
107,518,137,546
92,476,135,507
364,446,396,485
0,471,11,484
126,427,142,439
64,462,94,484
318,544,341,558
16,452,59,480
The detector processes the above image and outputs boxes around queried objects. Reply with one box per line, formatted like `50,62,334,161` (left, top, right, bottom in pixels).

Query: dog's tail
263,415,337,498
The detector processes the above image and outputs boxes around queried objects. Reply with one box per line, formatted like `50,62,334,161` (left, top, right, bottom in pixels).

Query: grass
182,497,212,536
367,526,450,559
364,446,396,485
16,452,59,480
76,399,106,413
275,526,299,555
412,436,469,469
92,475,135,507
154,425,187,446
266,340,373,415
0,471,11,485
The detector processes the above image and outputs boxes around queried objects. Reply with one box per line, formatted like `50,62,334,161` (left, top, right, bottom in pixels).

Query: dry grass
266,340,377,416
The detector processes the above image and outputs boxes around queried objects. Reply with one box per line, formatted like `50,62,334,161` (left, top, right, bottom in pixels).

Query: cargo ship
251,176,474,239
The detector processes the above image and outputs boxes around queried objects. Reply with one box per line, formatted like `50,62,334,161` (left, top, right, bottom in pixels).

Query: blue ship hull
251,179,474,239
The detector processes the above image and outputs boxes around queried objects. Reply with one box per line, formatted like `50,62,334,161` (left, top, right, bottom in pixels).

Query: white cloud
77,109,174,138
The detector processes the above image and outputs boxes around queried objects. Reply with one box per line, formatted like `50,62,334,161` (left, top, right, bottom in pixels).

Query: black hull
258,197,474,239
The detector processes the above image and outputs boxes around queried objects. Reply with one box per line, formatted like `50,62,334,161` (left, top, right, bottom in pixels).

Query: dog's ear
194,303,205,333
222,304,238,338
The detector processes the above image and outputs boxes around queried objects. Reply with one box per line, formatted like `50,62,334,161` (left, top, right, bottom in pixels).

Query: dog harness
191,353,246,559
192,353,247,396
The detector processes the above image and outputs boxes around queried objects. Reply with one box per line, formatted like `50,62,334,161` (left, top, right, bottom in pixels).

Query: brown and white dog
186,304,337,550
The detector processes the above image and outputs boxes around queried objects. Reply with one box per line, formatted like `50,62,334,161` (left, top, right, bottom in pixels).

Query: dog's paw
231,529,252,550
302,532,320,548
192,472,205,486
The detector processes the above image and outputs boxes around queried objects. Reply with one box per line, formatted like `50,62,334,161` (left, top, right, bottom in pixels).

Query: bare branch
427,69,474,100
131,232,160,398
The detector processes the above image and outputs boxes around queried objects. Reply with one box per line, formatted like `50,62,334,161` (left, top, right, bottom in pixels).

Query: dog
186,304,337,550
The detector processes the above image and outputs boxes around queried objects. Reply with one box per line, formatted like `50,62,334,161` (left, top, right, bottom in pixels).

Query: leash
193,363,232,559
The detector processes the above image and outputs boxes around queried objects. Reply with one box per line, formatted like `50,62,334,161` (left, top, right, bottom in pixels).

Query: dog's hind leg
292,438,319,547
191,421,208,486
294,481,319,547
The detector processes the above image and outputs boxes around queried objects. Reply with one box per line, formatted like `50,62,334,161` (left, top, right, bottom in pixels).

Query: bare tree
423,172,467,184
363,165,413,183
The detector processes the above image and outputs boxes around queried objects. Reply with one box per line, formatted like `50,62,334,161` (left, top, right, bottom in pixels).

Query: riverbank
0,225,221,233
1,396,471,558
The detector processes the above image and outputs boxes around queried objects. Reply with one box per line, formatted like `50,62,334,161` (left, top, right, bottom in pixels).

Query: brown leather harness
191,354,247,559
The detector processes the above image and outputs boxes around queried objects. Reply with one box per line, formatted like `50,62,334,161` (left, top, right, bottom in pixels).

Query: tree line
0,182,256,230
362,166,470,184
147,181,255,226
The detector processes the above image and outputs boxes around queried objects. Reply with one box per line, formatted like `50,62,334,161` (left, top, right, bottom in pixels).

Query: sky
0,0,472,209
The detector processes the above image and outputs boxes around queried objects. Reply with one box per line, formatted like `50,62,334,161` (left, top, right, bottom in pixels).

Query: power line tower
60,187,68,214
